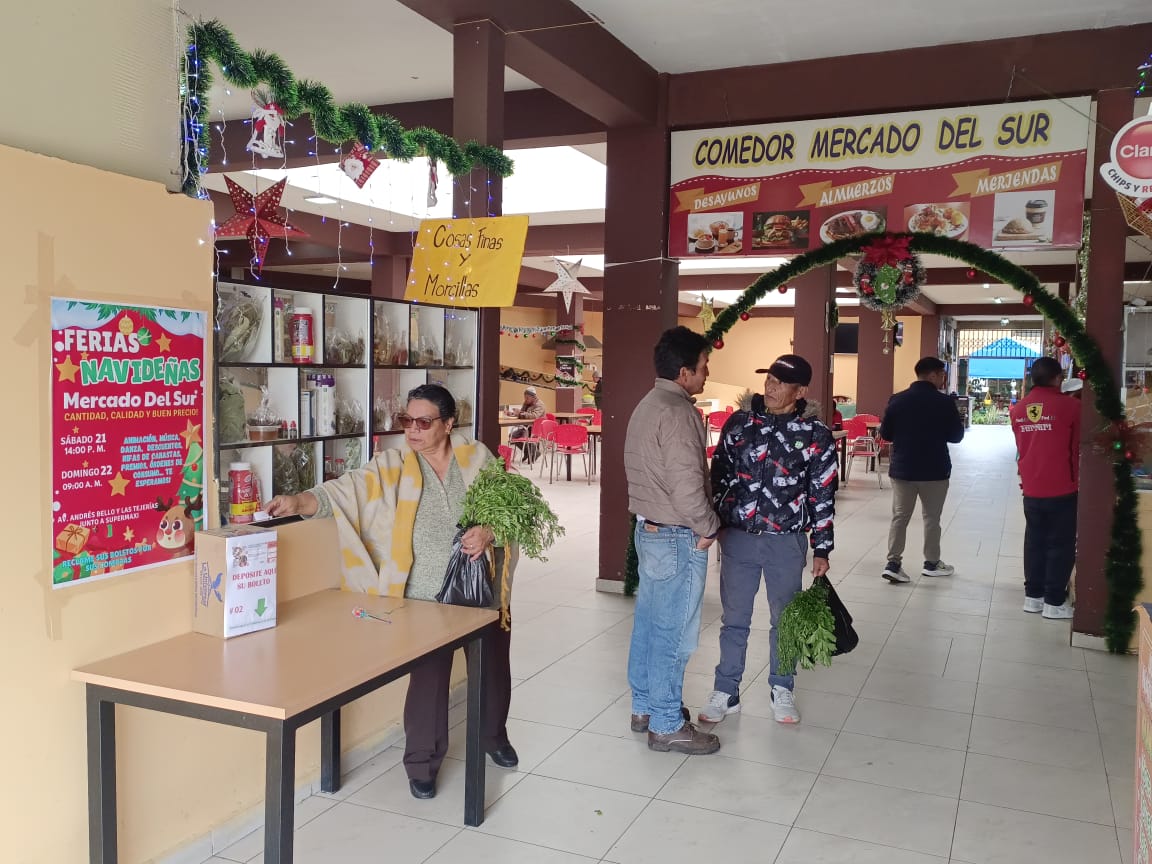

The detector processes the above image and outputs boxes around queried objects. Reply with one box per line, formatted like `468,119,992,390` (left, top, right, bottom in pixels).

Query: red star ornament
215,177,309,272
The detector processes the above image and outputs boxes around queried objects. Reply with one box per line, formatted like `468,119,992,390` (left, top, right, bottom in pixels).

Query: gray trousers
887,478,949,565
715,529,808,694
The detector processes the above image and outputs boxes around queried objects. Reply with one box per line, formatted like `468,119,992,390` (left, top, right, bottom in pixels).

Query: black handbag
435,526,494,608
820,577,859,656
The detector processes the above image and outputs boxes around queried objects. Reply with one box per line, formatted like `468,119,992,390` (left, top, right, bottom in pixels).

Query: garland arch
700,232,1141,652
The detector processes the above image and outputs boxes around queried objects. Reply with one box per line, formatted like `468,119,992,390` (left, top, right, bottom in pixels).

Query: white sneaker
1042,602,1074,619
770,686,800,724
882,561,910,583
698,690,740,723
922,560,955,577
1022,597,1044,614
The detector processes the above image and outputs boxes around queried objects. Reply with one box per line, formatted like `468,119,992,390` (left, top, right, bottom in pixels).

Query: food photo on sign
687,211,744,255
50,299,206,587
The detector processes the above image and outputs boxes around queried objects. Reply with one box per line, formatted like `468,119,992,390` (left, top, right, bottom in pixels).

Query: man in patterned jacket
699,354,838,725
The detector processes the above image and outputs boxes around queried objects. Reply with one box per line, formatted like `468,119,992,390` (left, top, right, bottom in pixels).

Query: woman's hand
461,525,495,561
266,492,319,519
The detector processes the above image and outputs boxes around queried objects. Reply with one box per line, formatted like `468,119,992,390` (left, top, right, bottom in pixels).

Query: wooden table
552,412,589,423
587,424,601,477
832,429,848,479
74,591,499,863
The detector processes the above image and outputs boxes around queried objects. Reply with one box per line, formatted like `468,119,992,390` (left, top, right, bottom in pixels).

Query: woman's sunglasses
396,414,442,431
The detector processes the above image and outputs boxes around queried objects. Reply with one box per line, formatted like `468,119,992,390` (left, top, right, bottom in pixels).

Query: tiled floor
210,426,1137,864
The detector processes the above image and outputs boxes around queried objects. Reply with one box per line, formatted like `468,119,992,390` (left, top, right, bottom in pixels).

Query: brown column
1074,88,1134,639
453,20,504,452
920,315,941,360
598,81,677,586
555,296,585,412
856,308,896,415
370,255,410,299
792,267,835,423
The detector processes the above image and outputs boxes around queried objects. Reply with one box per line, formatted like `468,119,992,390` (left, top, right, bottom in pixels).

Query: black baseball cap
755,354,813,386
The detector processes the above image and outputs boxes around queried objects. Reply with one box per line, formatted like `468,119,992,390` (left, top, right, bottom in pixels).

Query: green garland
499,365,593,392
695,231,1140,652
181,20,514,197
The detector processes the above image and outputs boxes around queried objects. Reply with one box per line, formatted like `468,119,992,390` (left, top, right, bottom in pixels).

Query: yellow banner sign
796,174,895,207
949,161,1062,197
675,182,761,213
405,216,529,307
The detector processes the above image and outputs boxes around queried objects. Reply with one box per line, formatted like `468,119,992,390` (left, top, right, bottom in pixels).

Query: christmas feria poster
51,299,206,587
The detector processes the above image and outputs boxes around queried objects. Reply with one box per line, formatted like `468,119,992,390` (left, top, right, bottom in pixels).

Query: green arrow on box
255,598,267,617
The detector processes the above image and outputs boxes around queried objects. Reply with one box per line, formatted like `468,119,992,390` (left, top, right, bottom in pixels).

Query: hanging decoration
499,323,585,338
214,176,308,273
685,231,1139,652
181,20,514,197
245,89,285,158
539,258,592,312
697,295,716,331
339,142,380,189
427,157,439,208
499,366,593,392
1117,193,1152,241
853,235,926,354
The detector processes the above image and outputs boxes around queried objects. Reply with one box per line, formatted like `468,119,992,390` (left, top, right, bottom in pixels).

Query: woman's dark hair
407,383,457,422
654,326,711,381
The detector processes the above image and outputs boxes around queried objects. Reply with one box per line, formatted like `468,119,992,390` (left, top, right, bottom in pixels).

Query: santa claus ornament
245,90,286,159
339,143,381,189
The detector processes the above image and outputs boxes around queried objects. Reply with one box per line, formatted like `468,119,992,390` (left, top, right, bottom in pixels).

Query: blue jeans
714,529,807,694
627,522,709,735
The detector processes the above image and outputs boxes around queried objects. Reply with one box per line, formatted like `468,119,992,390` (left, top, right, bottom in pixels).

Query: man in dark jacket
1010,356,1080,619
700,354,838,726
879,356,965,583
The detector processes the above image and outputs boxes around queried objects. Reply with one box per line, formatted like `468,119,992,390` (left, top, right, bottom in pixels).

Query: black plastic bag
435,526,494,608
822,578,859,656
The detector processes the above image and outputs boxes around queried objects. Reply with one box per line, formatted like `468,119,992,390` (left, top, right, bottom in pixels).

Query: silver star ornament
540,258,591,312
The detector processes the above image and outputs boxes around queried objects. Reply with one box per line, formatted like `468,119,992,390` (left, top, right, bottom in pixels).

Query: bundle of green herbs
776,579,837,674
461,460,564,559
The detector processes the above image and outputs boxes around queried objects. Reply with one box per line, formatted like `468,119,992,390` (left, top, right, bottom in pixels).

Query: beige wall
499,306,558,413
679,314,794,407
833,314,923,405
1,144,415,863
673,312,921,409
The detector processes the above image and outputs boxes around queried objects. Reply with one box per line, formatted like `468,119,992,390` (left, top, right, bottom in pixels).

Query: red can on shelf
229,462,257,524
291,308,314,364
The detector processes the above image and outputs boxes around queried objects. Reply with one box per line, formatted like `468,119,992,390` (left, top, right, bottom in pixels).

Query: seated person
508,386,546,464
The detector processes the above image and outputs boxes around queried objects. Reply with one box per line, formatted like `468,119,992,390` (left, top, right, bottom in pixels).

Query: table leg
838,437,847,479
86,687,117,863
320,709,341,793
264,724,296,863
463,631,487,827
566,453,572,482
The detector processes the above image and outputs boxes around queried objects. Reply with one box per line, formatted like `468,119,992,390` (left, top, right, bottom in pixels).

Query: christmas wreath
854,235,926,351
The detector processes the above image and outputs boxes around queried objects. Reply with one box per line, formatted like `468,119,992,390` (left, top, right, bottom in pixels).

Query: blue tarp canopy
967,337,1041,380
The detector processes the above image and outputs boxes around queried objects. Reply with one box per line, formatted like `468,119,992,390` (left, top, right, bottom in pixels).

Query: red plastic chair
706,445,717,460
514,417,556,470
707,410,733,444
497,445,519,473
549,423,590,484
576,407,597,423
843,417,882,486
591,409,603,425
544,412,557,421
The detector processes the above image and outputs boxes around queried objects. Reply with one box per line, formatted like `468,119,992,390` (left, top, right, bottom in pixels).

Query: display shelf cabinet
214,282,478,524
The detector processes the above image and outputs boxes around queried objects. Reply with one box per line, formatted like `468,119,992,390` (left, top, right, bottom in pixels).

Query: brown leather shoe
630,704,692,733
647,721,720,755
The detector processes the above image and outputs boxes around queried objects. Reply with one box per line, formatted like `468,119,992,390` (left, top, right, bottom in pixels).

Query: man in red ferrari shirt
1009,357,1081,619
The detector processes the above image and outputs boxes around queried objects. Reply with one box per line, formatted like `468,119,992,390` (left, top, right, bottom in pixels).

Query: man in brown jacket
624,326,721,755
